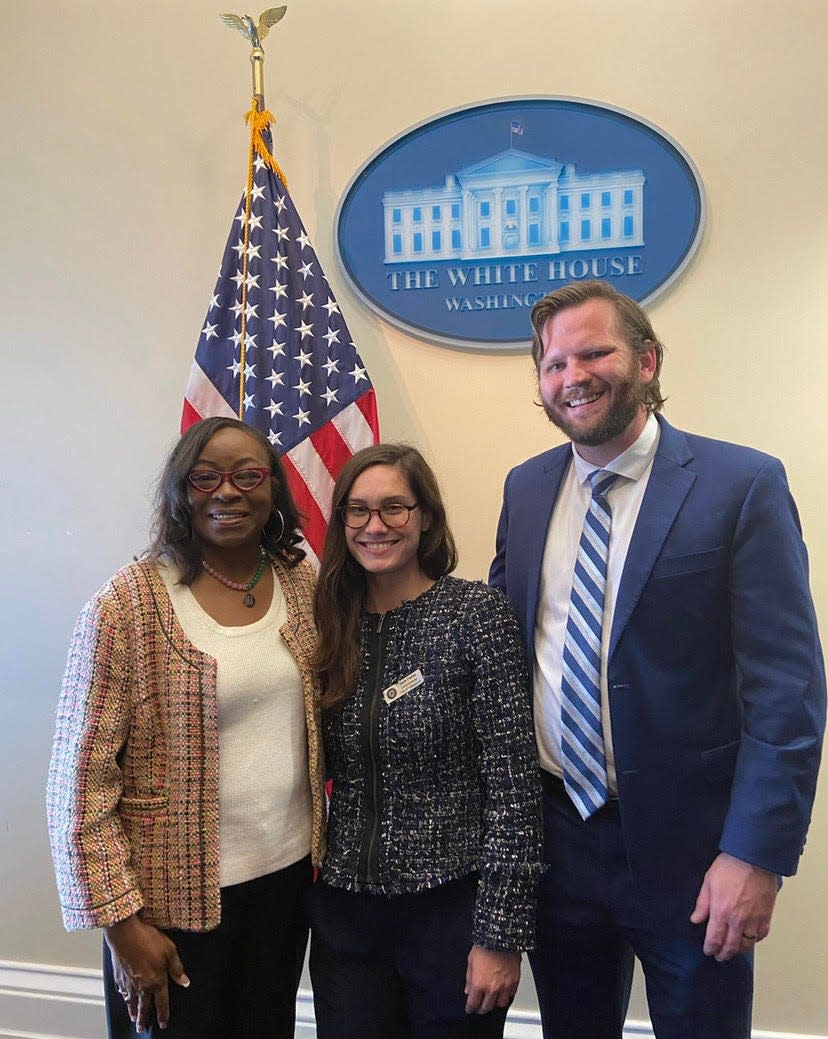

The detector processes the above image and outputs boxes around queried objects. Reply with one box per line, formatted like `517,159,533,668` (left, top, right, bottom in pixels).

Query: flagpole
242,40,271,415
219,9,288,416
251,44,265,109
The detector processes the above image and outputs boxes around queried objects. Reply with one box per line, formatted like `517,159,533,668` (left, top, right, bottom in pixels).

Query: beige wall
2,0,826,1031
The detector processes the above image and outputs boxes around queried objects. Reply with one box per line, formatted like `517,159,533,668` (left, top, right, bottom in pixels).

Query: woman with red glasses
47,416,325,1038
309,444,542,1038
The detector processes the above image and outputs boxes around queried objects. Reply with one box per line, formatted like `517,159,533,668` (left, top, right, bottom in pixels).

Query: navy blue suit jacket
490,416,825,902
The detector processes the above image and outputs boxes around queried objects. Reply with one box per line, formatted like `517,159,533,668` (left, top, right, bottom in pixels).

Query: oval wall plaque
335,97,705,350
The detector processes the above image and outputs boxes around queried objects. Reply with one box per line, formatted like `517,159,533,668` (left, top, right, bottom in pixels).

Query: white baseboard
0,960,823,1039
0,961,104,1039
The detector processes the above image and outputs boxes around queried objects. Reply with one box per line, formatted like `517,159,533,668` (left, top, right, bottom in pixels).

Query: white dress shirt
533,412,660,793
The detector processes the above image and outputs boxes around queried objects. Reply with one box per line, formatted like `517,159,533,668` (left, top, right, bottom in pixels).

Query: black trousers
307,874,509,1039
104,855,312,1039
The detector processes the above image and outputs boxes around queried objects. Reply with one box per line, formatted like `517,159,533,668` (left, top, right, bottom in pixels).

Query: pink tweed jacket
46,556,325,932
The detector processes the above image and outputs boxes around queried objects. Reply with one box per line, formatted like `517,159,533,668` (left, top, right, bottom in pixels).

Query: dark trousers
307,874,509,1039
104,855,312,1039
530,774,753,1039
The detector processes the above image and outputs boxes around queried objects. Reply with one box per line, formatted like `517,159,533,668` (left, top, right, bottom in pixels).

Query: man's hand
464,945,521,1015
690,851,778,962
105,914,190,1031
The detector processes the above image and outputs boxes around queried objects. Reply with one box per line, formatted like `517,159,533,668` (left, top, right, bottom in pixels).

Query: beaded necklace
201,548,268,608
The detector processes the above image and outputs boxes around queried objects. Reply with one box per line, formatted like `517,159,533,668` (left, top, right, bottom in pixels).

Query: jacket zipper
358,612,386,884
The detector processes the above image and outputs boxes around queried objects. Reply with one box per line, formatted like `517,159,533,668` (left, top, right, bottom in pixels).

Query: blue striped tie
561,469,620,819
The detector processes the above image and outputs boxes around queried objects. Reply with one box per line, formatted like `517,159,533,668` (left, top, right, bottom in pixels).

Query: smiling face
343,464,428,589
538,297,656,465
188,427,274,558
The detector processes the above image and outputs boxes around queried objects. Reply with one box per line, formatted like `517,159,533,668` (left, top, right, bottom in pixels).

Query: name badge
382,669,424,705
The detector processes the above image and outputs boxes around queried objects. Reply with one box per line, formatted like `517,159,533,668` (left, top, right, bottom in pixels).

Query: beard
542,363,646,447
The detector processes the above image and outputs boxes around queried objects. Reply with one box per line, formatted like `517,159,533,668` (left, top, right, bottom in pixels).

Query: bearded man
489,280,825,1038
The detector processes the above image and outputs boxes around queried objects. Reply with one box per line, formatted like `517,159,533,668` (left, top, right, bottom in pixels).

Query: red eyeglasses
187,467,271,493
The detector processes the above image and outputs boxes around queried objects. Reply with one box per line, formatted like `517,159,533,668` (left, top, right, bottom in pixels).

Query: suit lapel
521,449,570,652
609,419,696,660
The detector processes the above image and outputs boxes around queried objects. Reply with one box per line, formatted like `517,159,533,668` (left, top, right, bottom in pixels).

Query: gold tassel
245,100,289,189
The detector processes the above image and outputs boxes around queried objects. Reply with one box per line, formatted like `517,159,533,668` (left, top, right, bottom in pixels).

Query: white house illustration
382,148,645,263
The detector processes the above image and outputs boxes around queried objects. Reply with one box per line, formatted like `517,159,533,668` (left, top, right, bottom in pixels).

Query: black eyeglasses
187,467,271,493
340,503,420,529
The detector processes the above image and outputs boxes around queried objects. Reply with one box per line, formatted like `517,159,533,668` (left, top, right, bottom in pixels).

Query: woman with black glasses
47,416,325,1038
310,443,542,1039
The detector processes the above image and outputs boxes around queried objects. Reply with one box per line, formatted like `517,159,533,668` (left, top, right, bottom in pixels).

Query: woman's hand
105,914,190,1031
464,945,521,1014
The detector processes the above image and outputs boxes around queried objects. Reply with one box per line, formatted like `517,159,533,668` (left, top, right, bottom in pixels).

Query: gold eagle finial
219,7,287,49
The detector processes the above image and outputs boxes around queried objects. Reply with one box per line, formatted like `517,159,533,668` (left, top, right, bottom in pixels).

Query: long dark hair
314,444,457,710
148,417,305,582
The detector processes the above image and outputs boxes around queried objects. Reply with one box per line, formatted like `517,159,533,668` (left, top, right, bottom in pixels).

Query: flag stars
295,320,314,340
192,165,376,465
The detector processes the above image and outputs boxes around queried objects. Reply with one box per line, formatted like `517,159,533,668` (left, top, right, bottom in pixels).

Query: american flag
182,125,379,567
510,120,525,136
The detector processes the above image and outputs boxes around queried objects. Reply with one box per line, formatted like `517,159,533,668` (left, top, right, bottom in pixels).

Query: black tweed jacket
320,576,543,951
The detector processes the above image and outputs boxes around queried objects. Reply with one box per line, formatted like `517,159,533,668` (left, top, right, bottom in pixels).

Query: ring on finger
742,933,759,941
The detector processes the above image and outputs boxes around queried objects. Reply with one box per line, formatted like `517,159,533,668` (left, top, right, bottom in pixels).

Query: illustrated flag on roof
182,105,379,566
